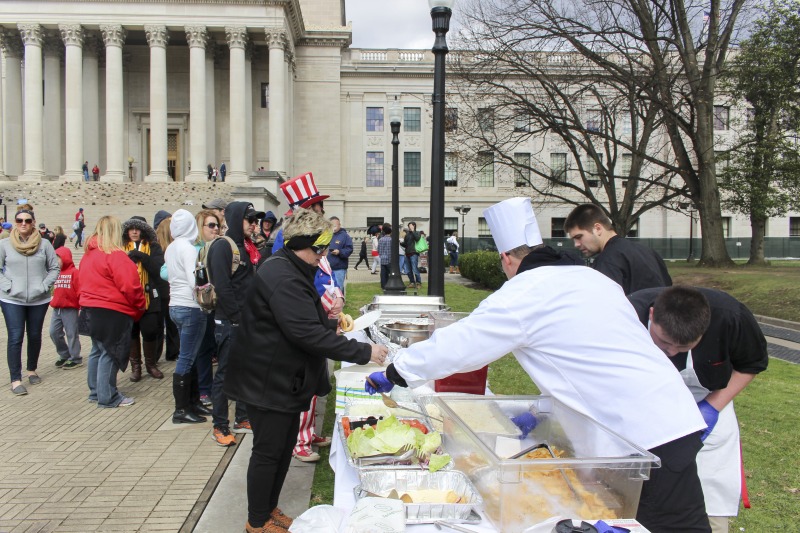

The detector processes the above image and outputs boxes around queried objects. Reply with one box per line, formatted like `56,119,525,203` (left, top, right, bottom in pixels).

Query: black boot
172,373,206,424
189,366,212,416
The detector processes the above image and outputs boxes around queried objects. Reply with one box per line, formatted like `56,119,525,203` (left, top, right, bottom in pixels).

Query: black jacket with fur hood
122,216,164,314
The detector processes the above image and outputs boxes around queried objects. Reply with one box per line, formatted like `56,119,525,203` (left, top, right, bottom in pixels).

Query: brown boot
129,336,142,382
143,340,164,379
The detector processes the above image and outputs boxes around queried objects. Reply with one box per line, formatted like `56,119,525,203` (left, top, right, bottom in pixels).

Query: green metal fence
459,237,800,260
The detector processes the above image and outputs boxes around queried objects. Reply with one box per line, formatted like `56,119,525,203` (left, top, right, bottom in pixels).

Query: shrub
458,251,506,290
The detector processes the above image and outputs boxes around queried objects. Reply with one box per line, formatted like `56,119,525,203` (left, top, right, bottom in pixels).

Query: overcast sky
344,0,442,49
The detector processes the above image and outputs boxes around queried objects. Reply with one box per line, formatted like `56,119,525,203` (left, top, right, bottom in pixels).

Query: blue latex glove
365,372,394,395
594,520,631,533
697,399,719,442
510,412,538,439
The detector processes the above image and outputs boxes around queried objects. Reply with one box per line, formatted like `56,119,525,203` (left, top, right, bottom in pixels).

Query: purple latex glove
365,372,394,394
510,412,538,439
697,399,719,442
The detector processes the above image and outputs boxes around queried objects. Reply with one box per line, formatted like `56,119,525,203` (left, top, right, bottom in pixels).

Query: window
444,152,458,186
445,107,458,132
715,150,729,172
626,220,639,238
621,115,632,135
514,153,531,187
790,217,800,237
366,217,384,229
366,107,384,132
587,180,600,187
514,116,531,132
477,151,494,187
261,83,269,108
551,218,567,238
404,107,421,132
478,108,494,133
584,154,602,176
586,109,601,132
721,217,731,237
620,154,632,176
713,106,729,131
478,217,491,237
366,151,384,187
745,108,756,129
444,217,458,236
404,152,421,187
550,152,567,182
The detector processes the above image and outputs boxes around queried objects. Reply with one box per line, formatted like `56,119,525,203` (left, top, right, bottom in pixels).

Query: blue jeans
449,252,459,267
399,256,407,275
169,306,207,375
407,254,421,284
332,269,347,296
195,312,217,397
212,319,248,428
87,338,125,407
1,301,49,383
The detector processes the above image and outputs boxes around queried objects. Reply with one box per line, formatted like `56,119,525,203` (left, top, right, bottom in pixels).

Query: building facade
1,0,798,241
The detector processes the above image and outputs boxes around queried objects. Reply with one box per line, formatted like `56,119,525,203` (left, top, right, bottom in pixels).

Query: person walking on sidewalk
353,237,368,270
370,229,380,275
327,216,353,295
446,231,460,274
403,221,423,288
74,208,86,248
50,247,82,369
0,207,60,395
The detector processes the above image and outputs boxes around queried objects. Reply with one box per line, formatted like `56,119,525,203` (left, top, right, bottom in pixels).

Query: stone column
266,28,287,174
144,25,170,182
100,25,126,181
18,24,45,181
83,34,101,174
245,42,254,174
1,30,25,179
205,45,217,169
185,26,208,182
59,24,84,181
43,32,63,178
226,26,248,182
0,48,4,179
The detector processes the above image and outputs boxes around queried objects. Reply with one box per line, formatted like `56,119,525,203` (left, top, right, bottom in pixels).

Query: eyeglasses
310,244,330,255
246,217,259,225
204,223,220,229
15,218,33,224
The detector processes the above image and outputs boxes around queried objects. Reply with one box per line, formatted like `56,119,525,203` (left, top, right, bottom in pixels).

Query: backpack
414,235,429,253
193,236,243,313
446,239,457,253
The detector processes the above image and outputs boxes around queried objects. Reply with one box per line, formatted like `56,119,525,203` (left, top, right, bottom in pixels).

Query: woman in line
52,226,67,250
165,209,207,424
193,209,222,407
79,216,145,407
224,208,388,533
122,217,165,382
254,211,278,264
154,211,179,362
0,206,60,395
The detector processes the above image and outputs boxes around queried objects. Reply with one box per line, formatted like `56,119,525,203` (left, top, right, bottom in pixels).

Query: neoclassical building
1,0,798,242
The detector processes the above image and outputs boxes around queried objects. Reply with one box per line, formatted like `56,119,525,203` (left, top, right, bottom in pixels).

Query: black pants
247,405,300,527
211,319,248,428
637,432,711,532
132,311,160,342
354,253,368,269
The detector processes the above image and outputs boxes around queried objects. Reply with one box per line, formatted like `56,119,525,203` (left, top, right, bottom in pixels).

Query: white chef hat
483,197,544,253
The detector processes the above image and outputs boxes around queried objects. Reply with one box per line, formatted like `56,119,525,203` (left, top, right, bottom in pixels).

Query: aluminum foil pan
354,469,484,524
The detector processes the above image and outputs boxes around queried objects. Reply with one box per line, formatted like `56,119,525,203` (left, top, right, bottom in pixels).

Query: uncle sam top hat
279,172,329,211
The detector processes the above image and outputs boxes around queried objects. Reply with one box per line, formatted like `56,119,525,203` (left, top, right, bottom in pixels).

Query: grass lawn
310,280,800,527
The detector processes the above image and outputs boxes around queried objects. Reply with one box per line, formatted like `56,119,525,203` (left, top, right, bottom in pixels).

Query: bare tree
451,0,752,265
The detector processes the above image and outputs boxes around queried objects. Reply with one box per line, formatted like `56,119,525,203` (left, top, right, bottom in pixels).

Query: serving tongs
511,442,580,499
365,376,444,422
357,443,416,466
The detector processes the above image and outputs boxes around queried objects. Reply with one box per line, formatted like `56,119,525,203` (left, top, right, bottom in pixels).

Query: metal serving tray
354,469,484,524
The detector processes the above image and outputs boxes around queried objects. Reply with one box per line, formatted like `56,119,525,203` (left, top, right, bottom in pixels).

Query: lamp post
679,202,696,262
385,98,407,294
427,0,454,298
128,156,134,182
454,204,470,248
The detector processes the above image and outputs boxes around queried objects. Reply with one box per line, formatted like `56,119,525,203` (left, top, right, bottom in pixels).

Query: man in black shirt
564,204,671,294
629,285,769,532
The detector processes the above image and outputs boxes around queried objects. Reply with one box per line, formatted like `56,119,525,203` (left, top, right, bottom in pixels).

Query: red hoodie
78,236,146,320
50,247,80,309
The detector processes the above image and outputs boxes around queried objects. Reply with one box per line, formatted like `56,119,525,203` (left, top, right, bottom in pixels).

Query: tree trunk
748,214,768,266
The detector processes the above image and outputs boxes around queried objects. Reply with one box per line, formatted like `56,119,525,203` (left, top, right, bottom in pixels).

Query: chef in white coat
366,197,711,532
628,286,768,533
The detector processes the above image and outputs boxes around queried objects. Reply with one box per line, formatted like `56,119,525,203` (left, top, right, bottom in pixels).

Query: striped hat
279,172,329,211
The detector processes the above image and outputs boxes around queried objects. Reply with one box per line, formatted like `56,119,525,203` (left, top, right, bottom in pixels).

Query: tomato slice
342,417,351,438
401,419,429,434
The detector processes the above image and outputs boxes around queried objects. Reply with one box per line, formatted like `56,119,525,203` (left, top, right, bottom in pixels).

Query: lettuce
345,415,446,462
420,431,442,455
346,426,379,458
428,453,451,473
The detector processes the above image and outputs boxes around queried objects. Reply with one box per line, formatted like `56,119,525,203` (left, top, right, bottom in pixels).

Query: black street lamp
454,204,471,244
679,202,696,262
385,99,407,294
427,0,454,298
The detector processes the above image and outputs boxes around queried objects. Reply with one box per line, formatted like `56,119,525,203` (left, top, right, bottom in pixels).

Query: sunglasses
310,243,330,255
246,217,259,225
15,218,33,224
204,223,220,229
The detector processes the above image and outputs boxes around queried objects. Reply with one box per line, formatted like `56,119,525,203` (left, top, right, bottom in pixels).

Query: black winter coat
223,248,372,413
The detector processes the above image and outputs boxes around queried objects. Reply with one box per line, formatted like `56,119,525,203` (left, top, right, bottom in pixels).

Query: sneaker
200,394,212,407
54,359,67,368
62,360,83,369
232,420,252,434
244,521,286,533
293,450,320,462
269,508,293,529
212,427,236,447
118,396,135,407
311,435,332,448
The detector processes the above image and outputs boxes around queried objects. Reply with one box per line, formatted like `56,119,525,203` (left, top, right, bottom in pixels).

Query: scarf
244,238,261,265
125,240,151,309
10,229,42,256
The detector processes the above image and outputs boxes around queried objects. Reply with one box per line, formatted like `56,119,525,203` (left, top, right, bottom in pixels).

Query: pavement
0,266,797,532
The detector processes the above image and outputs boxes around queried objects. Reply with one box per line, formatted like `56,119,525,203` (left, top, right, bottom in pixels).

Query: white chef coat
393,264,706,451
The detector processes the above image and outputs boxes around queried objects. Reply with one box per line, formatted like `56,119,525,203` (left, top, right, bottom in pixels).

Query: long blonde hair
156,216,173,250
91,216,124,253
194,209,220,244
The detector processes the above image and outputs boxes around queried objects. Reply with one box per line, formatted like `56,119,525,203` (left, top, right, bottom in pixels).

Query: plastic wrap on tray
354,470,483,524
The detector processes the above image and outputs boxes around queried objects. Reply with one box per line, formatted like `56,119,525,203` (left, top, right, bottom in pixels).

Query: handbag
415,236,429,253
72,220,81,231
78,308,91,336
